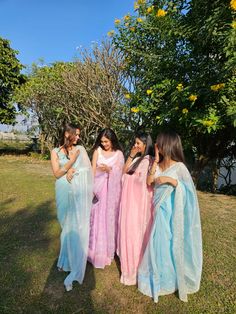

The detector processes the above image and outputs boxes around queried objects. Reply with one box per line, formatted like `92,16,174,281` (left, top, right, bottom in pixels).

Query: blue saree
138,162,202,302
54,145,93,290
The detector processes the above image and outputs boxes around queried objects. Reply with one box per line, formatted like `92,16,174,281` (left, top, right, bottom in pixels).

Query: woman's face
134,137,146,154
101,136,112,151
73,129,80,144
65,129,80,145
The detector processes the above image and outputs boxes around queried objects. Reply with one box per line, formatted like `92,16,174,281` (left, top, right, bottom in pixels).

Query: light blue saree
54,145,93,290
138,162,202,302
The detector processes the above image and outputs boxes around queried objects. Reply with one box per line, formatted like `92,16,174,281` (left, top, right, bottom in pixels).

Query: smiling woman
88,128,124,269
117,131,154,285
50,123,93,291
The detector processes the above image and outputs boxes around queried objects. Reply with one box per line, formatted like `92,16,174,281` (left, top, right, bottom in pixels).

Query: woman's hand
154,144,159,163
69,148,80,163
155,176,178,187
66,168,76,182
98,163,112,173
130,146,139,158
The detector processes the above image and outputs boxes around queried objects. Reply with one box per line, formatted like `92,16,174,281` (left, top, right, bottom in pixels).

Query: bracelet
129,155,135,159
61,166,67,173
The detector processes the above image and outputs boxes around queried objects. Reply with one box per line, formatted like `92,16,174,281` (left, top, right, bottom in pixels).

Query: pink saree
88,147,124,268
118,155,153,285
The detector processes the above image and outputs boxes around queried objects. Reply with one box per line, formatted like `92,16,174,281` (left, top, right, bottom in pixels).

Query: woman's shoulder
76,145,89,154
96,146,102,154
143,155,152,162
52,147,61,154
76,144,83,150
115,149,124,156
177,161,188,171
176,162,192,178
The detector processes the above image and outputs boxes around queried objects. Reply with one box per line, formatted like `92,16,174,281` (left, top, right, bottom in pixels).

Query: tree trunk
211,160,220,193
192,155,209,188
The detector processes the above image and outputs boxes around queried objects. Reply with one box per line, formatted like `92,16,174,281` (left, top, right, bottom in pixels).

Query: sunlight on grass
0,156,235,313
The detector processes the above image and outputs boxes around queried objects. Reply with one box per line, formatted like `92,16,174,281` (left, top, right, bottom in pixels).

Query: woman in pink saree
118,132,154,285
88,128,124,268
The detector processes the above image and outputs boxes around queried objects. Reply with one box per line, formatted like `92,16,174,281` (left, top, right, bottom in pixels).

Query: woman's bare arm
50,149,80,179
91,149,98,176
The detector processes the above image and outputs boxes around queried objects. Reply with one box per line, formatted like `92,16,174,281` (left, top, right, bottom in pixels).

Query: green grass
0,155,235,314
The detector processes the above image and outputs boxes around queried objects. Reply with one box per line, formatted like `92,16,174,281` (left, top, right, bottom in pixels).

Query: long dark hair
127,132,154,175
59,123,80,157
93,128,122,151
156,130,185,163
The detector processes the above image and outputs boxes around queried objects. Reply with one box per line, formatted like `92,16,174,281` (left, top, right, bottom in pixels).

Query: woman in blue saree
51,123,93,291
138,131,202,302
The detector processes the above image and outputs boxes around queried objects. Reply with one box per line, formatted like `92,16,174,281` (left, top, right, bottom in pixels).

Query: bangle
129,155,135,159
61,166,67,173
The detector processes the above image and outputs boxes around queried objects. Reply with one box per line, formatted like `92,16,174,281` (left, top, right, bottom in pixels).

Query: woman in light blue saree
138,131,202,303
51,123,93,291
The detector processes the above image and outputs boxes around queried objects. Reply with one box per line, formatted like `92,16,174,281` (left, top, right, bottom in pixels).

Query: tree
113,0,236,190
0,37,26,124
14,41,130,153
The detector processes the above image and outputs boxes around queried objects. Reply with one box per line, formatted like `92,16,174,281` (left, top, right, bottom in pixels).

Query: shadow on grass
114,254,121,277
0,199,99,313
0,200,55,312
33,260,97,313
33,231,96,313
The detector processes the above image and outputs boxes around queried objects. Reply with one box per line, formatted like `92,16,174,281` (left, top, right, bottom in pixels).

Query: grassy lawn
0,155,235,314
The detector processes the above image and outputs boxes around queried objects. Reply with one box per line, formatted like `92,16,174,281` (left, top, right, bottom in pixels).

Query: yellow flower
114,19,121,25
146,89,153,95
189,94,198,102
107,30,115,37
210,83,225,91
125,22,130,27
157,9,167,17
130,27,136,32
231,21,236,29
146,6,154,14
125,93,131,99
230,0,236,11
125,57,131,63
202,120,214,127
124,15,130,21
176,83,184,91
134,2,139,10
137,17,143,23
138,0,145,4
175,106,179,110
182,108,188,114
131,107,140,113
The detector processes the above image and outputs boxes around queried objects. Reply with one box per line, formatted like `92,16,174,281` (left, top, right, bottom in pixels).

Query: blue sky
0,0,134,131
0,0,134,66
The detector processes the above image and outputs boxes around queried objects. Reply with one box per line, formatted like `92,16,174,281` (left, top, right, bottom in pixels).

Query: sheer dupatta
92,148,124,259
138,162,202,302
58,145,93,288
173,162,202,301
